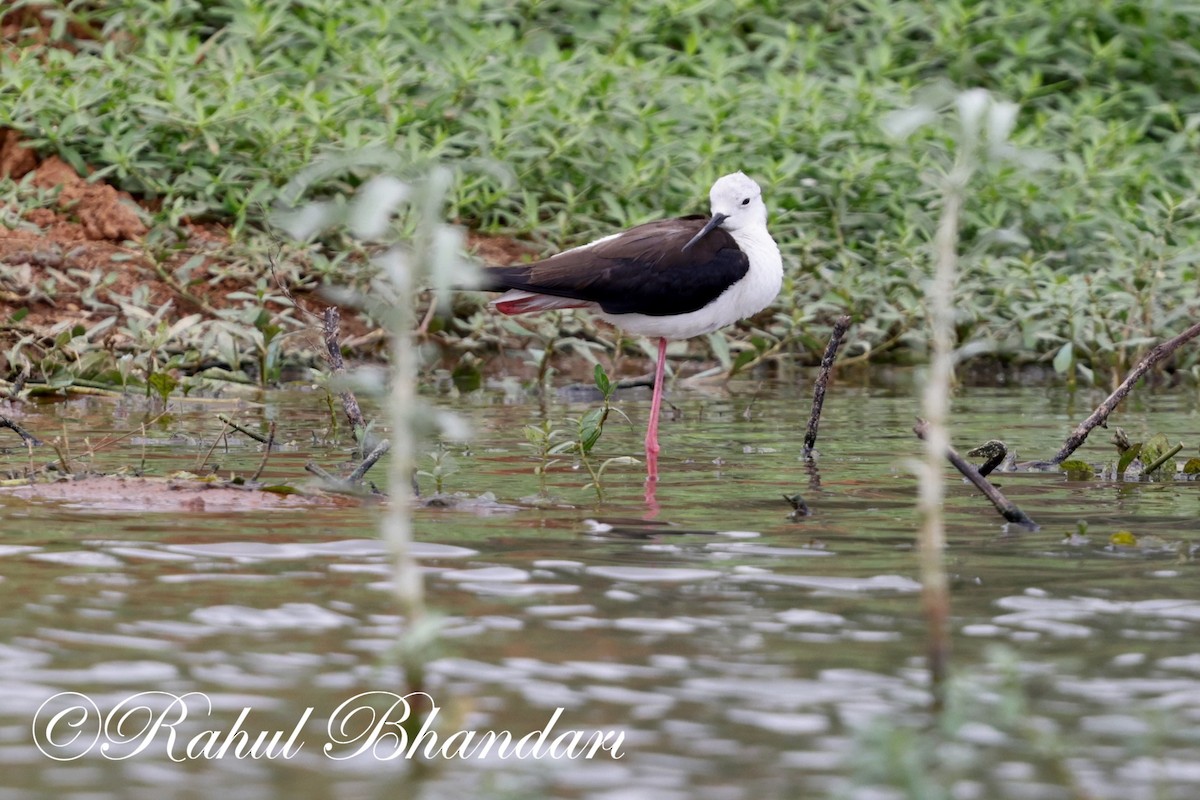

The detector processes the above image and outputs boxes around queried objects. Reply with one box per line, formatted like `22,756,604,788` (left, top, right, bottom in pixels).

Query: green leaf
730,349,757,375
578,407,606,453
147,372,178,403
1052,342,1073,375
1183,458,1200,475
451,361,482,393
10,308,28,323
593,363,612,399
1060,459,1094,480
1110,530,1137,547
597,455,639,477
1116,442,1142,476
253,310,282,341
1141,433,1171,468
707,331,731,371
523,424,548,446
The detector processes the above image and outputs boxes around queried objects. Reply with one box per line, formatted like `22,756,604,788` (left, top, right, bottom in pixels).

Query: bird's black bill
681,213,728,253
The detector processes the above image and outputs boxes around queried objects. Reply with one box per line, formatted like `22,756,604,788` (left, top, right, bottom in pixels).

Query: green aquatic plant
520,364,636,502
417,444,459,495
573,364,639,501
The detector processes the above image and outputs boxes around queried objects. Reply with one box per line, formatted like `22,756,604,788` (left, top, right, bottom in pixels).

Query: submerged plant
416,444,459,495
574,364,638,501
520,364,636,501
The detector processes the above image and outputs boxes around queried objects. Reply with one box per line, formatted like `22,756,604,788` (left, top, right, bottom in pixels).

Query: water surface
1,375,1198,799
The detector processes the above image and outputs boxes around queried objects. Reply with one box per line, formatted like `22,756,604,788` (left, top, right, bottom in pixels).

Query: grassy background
3,0,1200,377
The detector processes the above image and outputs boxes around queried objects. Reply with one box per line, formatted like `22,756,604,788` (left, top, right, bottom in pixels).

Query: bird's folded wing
484,217,750,317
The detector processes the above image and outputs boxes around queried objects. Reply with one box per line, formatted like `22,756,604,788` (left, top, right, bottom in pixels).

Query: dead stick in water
304,461,340,482
322,306,371,452
216,413,271,444
250,421,277,482
2,370,28,401
1043,320,1200,466
802,315,852,456
0,415,43,447
196,418,232,473
914,418,1039,529
348,438,391,484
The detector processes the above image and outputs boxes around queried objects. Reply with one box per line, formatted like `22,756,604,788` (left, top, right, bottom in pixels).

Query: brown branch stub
0,415,43,447
966,440,1009,477
322,306,370,452
215,413,271,444
250,421,277,482
1047,320,1200,466
348,438,391,484
803,315,852,456
914,418,1038,530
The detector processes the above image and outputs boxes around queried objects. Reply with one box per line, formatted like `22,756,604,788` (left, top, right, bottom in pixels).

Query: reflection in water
0,381,1198,798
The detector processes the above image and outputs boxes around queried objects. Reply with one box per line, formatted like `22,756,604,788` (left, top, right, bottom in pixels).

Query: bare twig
321,306,371,453
268,246,321,322
47,439,72,475
0,415,43,447
2,370,29,401
78,411,171,459
216,413,271,444
196,419,232,473
250,422,277,482
152,262,222,317
803,315,852,456
1044,320,1200,466
915,419,1038,529
416,295,439,334
348,438,391,484
304,461,340,482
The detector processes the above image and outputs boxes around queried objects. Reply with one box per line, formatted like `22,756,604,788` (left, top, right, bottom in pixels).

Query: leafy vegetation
2,0,1199,382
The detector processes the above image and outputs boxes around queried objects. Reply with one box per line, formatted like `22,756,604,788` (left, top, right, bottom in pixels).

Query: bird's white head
681,172,767,253
708,172,766,231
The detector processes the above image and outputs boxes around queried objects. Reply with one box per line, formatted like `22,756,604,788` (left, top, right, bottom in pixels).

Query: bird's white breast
594,224,782,340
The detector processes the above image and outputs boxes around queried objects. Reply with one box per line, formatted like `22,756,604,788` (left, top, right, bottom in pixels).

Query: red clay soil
0,128,535,355
1,3,107,52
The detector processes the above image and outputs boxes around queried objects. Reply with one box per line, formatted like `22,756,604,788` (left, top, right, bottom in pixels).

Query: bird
483,172,783,484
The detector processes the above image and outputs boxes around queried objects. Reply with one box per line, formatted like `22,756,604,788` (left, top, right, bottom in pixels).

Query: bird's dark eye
741,198,750,206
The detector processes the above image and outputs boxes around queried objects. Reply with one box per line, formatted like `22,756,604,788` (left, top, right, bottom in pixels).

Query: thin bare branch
803,314,852,456
1045,320,1200,465
915,418,1038,529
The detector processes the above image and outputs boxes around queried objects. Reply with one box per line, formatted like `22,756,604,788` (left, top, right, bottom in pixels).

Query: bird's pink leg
644,337,668,483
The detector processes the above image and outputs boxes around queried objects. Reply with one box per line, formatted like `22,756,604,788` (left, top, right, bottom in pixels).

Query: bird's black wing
483,217,750,317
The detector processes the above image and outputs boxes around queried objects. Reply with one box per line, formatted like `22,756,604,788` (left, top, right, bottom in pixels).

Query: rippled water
1,375,1198,799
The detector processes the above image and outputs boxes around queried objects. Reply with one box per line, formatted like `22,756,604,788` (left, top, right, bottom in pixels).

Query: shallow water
1,375,1198,799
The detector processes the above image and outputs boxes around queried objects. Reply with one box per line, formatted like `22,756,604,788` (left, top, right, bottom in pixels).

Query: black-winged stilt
484,172,783,483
